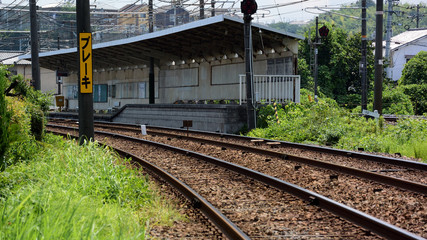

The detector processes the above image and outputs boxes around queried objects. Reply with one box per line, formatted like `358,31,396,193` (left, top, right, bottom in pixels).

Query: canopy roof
20,15,303,72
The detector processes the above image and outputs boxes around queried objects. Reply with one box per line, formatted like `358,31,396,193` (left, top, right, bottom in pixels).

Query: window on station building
109,85,116,98
113,82,157,99
115,82,138,99
138,82,146,98
65,85,107,102
93,84,108,102
267,57,293,75
66,85,78,99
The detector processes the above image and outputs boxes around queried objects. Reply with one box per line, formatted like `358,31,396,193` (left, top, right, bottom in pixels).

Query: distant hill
269,0,427,38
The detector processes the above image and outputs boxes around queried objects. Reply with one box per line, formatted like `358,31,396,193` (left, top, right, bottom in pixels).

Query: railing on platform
239,74,301,105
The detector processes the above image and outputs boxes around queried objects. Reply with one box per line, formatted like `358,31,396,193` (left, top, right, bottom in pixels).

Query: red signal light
319,25,329,37
241,0,257,15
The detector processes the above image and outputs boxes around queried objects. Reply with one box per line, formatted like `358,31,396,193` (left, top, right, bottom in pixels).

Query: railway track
47,120,426,239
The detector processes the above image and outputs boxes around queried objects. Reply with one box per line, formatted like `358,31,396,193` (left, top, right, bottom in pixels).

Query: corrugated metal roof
388,28,427,50
0,52,31,65
20,15,303,71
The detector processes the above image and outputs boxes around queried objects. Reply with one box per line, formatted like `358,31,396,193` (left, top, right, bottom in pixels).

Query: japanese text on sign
79,33,93,93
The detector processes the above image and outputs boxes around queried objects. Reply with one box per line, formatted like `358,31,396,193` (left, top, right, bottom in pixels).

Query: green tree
298,23,375,106
382,85,414,115
268,22,307,35
0,67,12,162
399,51,427,85
400,84,427,115
297,58,313,90
398,51,427,114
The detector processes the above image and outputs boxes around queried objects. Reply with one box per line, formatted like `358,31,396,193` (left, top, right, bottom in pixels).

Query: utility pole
77,0,94,144
385,0,392,61
30,0,40,91
174,1,177,26
200,0,205,19
211,0,215,16
241,0,257,130
149,0,155,104
416,4,420,28
314,17,319,101
361,0,367,110
374,0,383,114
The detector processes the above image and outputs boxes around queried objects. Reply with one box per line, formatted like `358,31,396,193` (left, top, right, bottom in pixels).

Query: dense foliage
0,68,183,238
0,68,11,162
250,90,427,161
381,84,414,115
0,135,183,239
396,51,427,115
298,23,375,107
399,51,427,85
0,66,52,169
400,84,427,115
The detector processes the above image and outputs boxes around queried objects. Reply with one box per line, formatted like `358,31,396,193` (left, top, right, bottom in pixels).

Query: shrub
400,84,427,115
0,135,184,238
248,93,427,161
399,51,427,85
0,68,53,169
381,86,414,115
0,67,12,164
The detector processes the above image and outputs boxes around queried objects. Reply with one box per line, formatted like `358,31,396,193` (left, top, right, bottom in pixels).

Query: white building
385,28,427,81
0,51,58,94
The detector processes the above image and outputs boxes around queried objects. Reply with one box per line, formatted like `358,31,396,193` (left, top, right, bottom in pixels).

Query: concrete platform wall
112,104,247,133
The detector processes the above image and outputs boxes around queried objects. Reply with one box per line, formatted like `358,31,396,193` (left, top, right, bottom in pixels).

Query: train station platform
49,104,247,134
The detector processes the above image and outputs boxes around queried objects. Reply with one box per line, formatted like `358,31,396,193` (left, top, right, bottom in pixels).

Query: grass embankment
250,93,427,162
0,134,184,239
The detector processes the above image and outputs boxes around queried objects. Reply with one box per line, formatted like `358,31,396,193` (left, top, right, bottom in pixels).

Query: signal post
241,0,257,130
77,0,94,144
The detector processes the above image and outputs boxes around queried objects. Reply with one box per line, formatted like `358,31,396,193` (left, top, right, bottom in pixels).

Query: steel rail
48,118,427,172
106,121,427,172
49,130,250,240
47,125,425,240
82,122,427,195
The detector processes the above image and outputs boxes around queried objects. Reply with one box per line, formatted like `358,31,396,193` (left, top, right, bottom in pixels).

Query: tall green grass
0,134,184,239
250,92,427,162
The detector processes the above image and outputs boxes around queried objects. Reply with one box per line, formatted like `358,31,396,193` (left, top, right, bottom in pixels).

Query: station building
21,15,303,133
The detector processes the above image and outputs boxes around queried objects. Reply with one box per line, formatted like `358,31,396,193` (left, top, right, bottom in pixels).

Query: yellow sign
79,32,93,93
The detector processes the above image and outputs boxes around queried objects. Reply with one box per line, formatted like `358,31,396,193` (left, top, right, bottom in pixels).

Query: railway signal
241,0,258,15
319,25,329,37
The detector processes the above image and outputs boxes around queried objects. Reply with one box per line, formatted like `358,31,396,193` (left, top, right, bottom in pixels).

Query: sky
1,0,425,23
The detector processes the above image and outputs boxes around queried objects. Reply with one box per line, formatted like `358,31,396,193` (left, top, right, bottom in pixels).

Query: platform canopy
20,15,303,72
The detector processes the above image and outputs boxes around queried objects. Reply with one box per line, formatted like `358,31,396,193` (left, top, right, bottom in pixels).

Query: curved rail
92,120,427,172
51,131,250,240
48,118,427,171
47,125,425,240
53,122,427,195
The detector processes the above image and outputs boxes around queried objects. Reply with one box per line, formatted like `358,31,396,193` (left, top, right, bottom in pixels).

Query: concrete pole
361,0,367,110
149,0,155,104
30,0,41,91
77,0,94,144
385,0,392,60
244,14,256,130
211,0,215,16
314,17,319,101
374,0,383,114
416,4,420,28
200,0,204,19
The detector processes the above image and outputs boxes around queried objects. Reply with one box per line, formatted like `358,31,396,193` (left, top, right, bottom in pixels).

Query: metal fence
239,74,300,105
